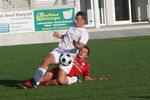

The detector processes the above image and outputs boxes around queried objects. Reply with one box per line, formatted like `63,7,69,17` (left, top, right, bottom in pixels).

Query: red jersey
67,57,90,78
49,56,90,78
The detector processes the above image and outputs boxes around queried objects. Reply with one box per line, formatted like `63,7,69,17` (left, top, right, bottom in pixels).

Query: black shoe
20,80,38,89
29,80,38,88
74,74,82,83
18,83,28,90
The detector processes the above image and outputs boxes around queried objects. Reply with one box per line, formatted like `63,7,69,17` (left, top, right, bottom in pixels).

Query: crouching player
21,46,107,88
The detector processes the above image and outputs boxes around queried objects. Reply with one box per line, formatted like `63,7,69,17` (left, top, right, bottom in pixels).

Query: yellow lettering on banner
42,26,68,30
45,13,59,17
56,27,68,29
36,17,61,21
37,13,59,17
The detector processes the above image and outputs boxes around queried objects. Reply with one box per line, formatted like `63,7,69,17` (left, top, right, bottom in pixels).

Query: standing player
33,11,89,87
22,46,107,88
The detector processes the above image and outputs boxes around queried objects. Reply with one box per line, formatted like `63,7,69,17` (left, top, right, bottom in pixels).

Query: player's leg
45,79,59,86
57,69,68,84
40,72,53,83
39,66,59,83
20,61,54,89
39,68,59,86
39,72,58,86
58,62,77,85
57,69,78,85
34,53,56,85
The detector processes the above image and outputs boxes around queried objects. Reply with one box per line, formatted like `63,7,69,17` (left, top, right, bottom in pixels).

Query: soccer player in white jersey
33,11,89,87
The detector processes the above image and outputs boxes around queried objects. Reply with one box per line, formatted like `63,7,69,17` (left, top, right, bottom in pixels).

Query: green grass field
0,36,150,100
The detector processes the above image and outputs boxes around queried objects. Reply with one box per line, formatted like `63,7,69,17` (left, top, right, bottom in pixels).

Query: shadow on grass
0,80,26,88
129,96,150,99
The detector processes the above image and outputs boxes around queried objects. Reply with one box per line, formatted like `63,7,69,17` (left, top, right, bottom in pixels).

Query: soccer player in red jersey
56,46,107,85
21,46,107,88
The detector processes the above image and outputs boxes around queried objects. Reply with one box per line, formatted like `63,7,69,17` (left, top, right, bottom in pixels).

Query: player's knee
43,59,51,66
57,78,67,85
57,70,68,85
40,65,48,70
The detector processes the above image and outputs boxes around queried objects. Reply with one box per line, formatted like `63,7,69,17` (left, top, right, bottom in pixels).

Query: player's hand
73,40,76,46
53,32,62,39
73,40,84,50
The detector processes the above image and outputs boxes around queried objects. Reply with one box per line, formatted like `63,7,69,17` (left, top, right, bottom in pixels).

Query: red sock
24,79,34,87
39,82,49,86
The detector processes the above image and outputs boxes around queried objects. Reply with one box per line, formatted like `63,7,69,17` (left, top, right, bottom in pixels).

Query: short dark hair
76,11,87,20
84,46,90,56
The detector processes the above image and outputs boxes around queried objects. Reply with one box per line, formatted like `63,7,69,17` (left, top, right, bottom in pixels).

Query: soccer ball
59,53,73,66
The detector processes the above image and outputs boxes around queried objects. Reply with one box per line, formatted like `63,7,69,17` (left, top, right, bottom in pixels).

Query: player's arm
73,40,85,50
83,66,108,81
84,76,108,81
53,32,65,39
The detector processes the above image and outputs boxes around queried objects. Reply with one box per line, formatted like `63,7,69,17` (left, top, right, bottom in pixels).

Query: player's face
76,15,85,26
78,48,88,59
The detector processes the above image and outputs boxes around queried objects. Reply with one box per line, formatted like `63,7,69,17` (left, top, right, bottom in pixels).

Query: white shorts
49,47,77,64
59,61,74,74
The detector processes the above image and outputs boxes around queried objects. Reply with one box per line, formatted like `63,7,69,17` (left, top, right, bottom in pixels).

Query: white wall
0,0,2,12
0,31,65,46
31,0,74,10
74,0,80,13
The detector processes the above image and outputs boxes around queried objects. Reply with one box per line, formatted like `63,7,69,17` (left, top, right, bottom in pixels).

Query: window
99,0,106,24
115,0,130,21
80,0,94,26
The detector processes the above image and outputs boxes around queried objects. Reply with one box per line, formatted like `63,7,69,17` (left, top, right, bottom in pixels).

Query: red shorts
48,67,59,79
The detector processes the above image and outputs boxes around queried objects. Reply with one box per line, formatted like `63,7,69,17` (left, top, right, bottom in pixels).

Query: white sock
34,68,47,85
66,76,78,85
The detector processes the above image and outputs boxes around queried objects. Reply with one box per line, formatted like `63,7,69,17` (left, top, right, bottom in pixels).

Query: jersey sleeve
83,63,90,78
79,31,89,45
69,21,76,27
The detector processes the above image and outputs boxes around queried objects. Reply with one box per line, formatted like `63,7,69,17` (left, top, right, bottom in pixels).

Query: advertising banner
34,8,75,31
0,10,34,33
0,8,75,33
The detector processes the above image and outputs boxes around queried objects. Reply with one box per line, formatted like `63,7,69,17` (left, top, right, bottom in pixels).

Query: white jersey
58,22,89,53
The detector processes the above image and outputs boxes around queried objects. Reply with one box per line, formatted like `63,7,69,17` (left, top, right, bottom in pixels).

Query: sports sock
34,68,47,85
66,76,78,85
